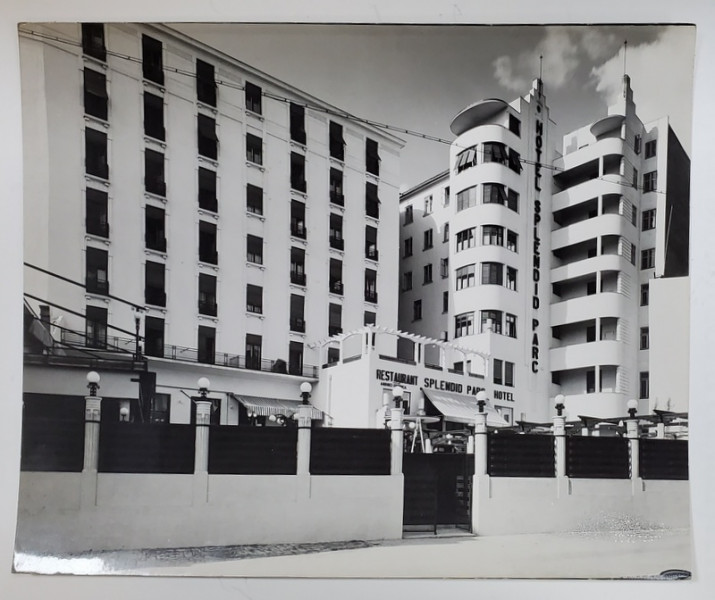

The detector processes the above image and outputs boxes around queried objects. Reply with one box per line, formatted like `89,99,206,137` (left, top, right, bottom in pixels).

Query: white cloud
581,29,619,61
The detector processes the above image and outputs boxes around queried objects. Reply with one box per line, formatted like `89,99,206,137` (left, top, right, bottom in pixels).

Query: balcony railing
290,317,306,333
330,192,345,206
198,299,218,316
199,250,218,265
328,326,342,336
364,290,378,303
146,236,167,252
365,246,379,261
290,271,306,286
86,278,109,296
330,236,344,251
330,280,344,295
291,223,307,239
145,288,166,307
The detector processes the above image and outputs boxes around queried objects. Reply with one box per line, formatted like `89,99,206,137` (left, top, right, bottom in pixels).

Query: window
456,228,476,252
290,103,306,145
506,267,517,291
143,92,165,140
327,347,340,364
81,23,105,61
86,247,108,295
586,369,596,394
404,205,414,225
198,167,217,212
443,223,450,243
246,184,263,215
245,81,262,114
198,325,216,365
634,134,642,155
329,258,343,294
402,271,412,291
643,171,657,193
365,225,378,260
198,220,218,264
403,237,413,257
366,138,380,176
423,228,434,250
366,183,380,219
290,200,306,239
456,265,475,290
144,150,166,196
631,206,637,226
455,146,477,173
586,325,596,342
365,268,378,303
245,334,262,370
509,114,521,137
196,59,216,106
85,128,108,179
442,291,449,313
290,247,306,285
290,294,305,332
364,311,376,326
641,283,649,306
289,341,304,376
454,312,474,338
508,149,522,174
330,214,344,250
329,303,342,335
645,139,657,159
444,186,451,206
642,208,656,231
149,392,170,423
329,168,344,206
481,262,503,286
424,195,433,215
86,188,109,238
587,280,597,295
144,261,166,307
505,314,517,338
85,305,107,348
456,186,477,211
440,258,449,278
246,133,263,165
83,69,107,120
506,189,519,212
483,183,506,205
198,273,217,316
630,243,637,266
246,284,263,314
507,230,518,252
142,35,164,85
483,142,507,164
480,310,502,334
482,225,504,246
640,327,650,350
246,234,263,264
504,362,515,387
413,300,422,321
423,264,433,284
641,248,655,270
197,114,218,160
329,121,345,161
640,372,650,399
145,206,166,252
144,316,164,358
290,152,306,192
493,359,503,385
632,167,639,188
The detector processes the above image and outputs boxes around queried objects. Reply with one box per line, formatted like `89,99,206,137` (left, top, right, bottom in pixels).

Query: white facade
399,77,690,421
21,23,404,422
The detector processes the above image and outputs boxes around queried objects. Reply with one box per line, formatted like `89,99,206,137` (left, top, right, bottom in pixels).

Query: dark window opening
586,325,596,343
481,262,503,286
327,347,340,364
509,114,521,137
645,140,657,159
85,128,108,179
246,133,263,165
403,237,413,257
245,334,262,370
144,261,166,307
290,294,305,332
198,167,217,212
329,121,345,161
83,68,107,120
291,151,306,192
290,247,306,286
330,168,344,206
364,268,378,303
143,92,165,141
587,280,597,295
483,142,507,164
86,188,109,238
197,114,218,160
493,359,503,385
504,362,514,387
198,326,216,364
443,291,449,313
142,35,164,85
329,258,343,295
364,311,376,326
413,300,422,321
196,59,216,106
246,234,263,264
330,213,344,250
145,149,166,196
366,182,380,219
246,184,263,215
366,138,380,176
198,273,217,316
245,81,262,114
508,148,522,174
290,103,306,145
328,303,342,336
144,316,164,358
291,200,306,239
586,370,596,393
85,247,108,295
365,225,378,260
81,23,105,61
198,221,218,264
641,283,649,306
289,341,304,376
150,393,170,423
246,284,263,314
640,372,649,399
145,206,166,252
85,305,107,348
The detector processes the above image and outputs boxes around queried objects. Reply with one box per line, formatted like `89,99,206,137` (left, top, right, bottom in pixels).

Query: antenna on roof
539,54,543,80
623,40,628,76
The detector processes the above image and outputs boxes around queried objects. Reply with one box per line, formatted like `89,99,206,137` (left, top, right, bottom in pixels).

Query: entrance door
402,453,474,533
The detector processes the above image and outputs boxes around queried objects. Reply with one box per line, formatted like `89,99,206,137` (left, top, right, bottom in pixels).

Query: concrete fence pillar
626,418,640,479
297,404,313,475
194,400,212,473
474,412,487,476
390,407,404,475
83,395,102,472
553,415,566,478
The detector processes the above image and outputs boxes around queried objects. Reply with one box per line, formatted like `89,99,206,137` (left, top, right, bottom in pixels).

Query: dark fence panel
98,422,195,473
310,428,390,475
208,426,297,474
566,436,630,479
487,433,555,477
639,439,689,480
21,417,85,472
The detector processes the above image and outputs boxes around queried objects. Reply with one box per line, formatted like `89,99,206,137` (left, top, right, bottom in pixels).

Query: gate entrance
402,453,474,533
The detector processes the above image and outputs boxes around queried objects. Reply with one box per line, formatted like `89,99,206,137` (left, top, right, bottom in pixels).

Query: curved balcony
452,159,523,195
554,136,626,173
454,201,523,234
550,340,624,372
551,253,630,284
453,284,522,319
552,178,635,213
551,214,633,251
550,292,631,327
561,392,628,420
451,100,510,136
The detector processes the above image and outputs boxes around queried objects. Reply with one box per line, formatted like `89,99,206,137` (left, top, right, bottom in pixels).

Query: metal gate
402,453,474,533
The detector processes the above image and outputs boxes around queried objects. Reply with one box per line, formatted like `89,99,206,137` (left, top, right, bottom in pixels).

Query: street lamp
476,390,487,413
197,377,210,399
86,371,101,397
627,398,638,419
555,394,565,417
300,381,312,405
392,385,404,409
119,406,130,422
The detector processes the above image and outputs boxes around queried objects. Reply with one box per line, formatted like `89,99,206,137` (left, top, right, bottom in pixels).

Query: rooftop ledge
450,99,509,136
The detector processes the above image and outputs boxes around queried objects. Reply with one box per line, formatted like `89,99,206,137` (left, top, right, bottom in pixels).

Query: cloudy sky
174,24,695,190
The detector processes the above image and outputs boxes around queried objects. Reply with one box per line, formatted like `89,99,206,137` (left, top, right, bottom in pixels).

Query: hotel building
398,77,690,421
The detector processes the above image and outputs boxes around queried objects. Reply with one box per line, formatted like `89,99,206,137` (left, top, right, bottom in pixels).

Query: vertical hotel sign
531,106,543,373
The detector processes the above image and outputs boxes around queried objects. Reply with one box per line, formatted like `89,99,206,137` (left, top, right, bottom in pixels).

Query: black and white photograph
3,2,715,598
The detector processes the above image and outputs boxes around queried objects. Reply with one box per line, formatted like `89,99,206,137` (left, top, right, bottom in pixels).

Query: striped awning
232,394,323,420
422,389,509,427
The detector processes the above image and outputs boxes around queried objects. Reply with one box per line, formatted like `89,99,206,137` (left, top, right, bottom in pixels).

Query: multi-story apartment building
399,76,689,421
21,23,403,424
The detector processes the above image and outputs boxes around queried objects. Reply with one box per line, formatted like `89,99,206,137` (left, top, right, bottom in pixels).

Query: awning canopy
232,394,323,420
423,389,509,427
